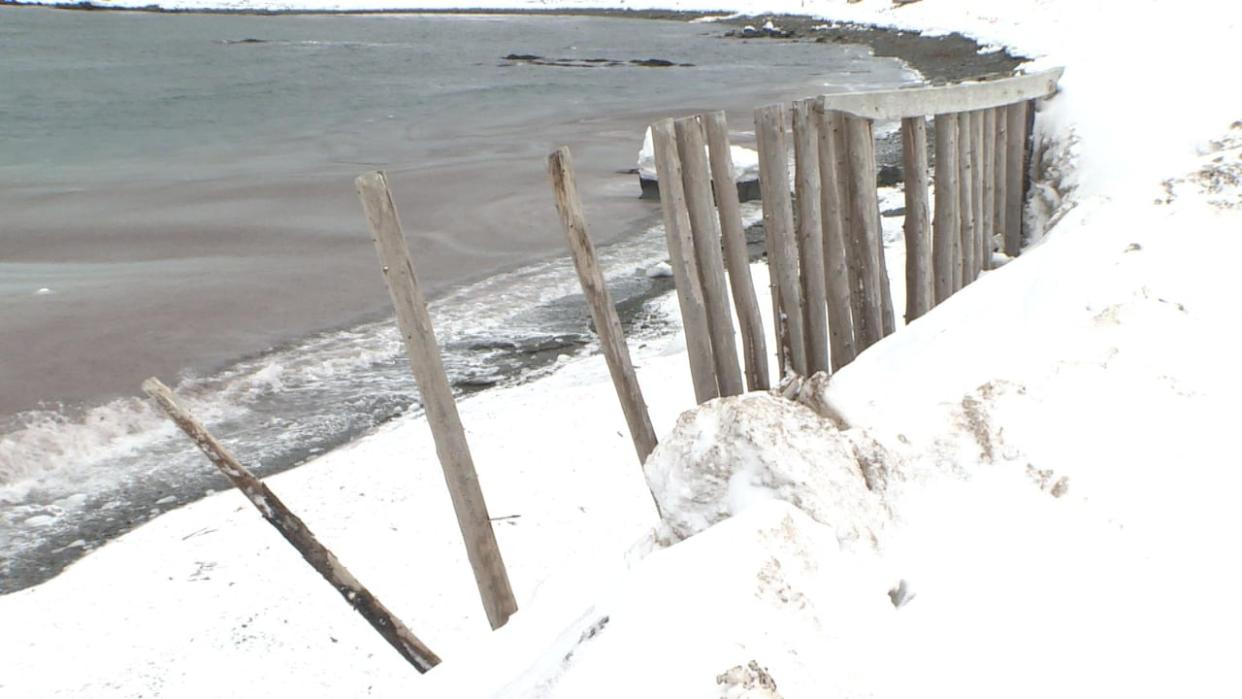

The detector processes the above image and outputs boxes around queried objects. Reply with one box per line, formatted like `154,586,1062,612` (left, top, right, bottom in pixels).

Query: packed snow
4,0,1242,697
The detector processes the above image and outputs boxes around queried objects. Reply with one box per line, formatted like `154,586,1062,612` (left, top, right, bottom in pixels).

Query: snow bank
637,126,759,183
643,392,890,545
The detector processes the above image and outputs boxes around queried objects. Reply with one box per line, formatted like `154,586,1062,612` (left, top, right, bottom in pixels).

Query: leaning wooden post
651,118,719,404
356,171,517,631
755,103,809,378
901,115,933,322
1004,101,1027,257
791,99,830,375
842,113,885,350
980,109,997,271
814,102,857,371
548,148,659,462
932,113,960,305
142,378,441,673
703,111,770,392
956,110,976,287
829,110,865,344
675,116,744,397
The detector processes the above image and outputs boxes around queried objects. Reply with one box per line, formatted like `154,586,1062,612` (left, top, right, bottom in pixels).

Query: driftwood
547,148,659,462
650,118,719,404
820,68,1063,120
356,171,517,630
703,110,770,391
675,116,744,397
142,378,440,673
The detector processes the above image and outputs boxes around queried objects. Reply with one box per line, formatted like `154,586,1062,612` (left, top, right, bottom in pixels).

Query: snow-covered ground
4,0,1242,697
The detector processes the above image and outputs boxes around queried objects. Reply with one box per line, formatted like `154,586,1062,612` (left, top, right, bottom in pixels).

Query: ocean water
0,6,918,591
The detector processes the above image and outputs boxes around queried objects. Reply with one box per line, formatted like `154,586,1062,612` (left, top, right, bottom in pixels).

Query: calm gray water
0,6,917,591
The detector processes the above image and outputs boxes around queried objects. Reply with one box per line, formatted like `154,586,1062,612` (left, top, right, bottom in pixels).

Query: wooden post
828,110,865,350
356,171,517,631
814,102,857,371
791,99,830,375
675,116,744,397
901,116,933,322
755,103,809,377
956,111,976,288
993,105,1008,253
842,113,885,350
980,109,997,271
971,110,986,277
932,113,959,305
1004,101,1027,257
703,111,770,392
873,123,897,339
547,148,659,462
650,118,720,404
142,378,441,673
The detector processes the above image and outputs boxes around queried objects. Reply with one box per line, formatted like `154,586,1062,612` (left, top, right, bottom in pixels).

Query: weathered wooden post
755,103,809,377
932,113,960,304
675,116,744,397
703,111,770,392
791,99,830,374
1004,101,1028,257
547,148,659,462
971,110,987,277
356,171,517,631
143,378,441,672
827,110,865,345
956,110,976,287
993,105,1008,251
813,103,856,370
842,113,885,349
901,115,932,322
981,109,997,271
650,118,719,404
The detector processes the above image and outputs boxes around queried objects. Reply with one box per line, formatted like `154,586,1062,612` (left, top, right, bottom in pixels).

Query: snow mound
643,393,892,545
636,126,760,182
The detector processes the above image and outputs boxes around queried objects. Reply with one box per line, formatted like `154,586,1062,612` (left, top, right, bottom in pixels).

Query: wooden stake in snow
547,148,659,463
993,105,1009,253
971,109,987,278
703,110,770,392
141,378,441,673
651,118,720,404
1004,101,1028,257
356,171,517,631
814,102,857,371
901,115,933,322
932,113,960,305
791,98,830,375
980,108,997,271
755,103,808,377
956,110,976,287
675,116,744,397
842,113,885,349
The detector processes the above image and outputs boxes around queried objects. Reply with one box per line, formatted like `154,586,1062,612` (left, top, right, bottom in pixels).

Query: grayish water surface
0,6,917,591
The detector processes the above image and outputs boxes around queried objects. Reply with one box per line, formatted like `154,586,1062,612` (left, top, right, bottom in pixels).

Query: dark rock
503,53,543,61
877,164,903,187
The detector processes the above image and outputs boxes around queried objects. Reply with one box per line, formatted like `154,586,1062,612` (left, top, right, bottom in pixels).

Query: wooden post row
674,116,744,397
547,148,659,462
754,103,809,378
650,119,719,404
932,113,959,305
355,171,518,631
813,100,857,371
702,111,770,392
143,378,441,673
790,99,830,375
901,115,932,322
